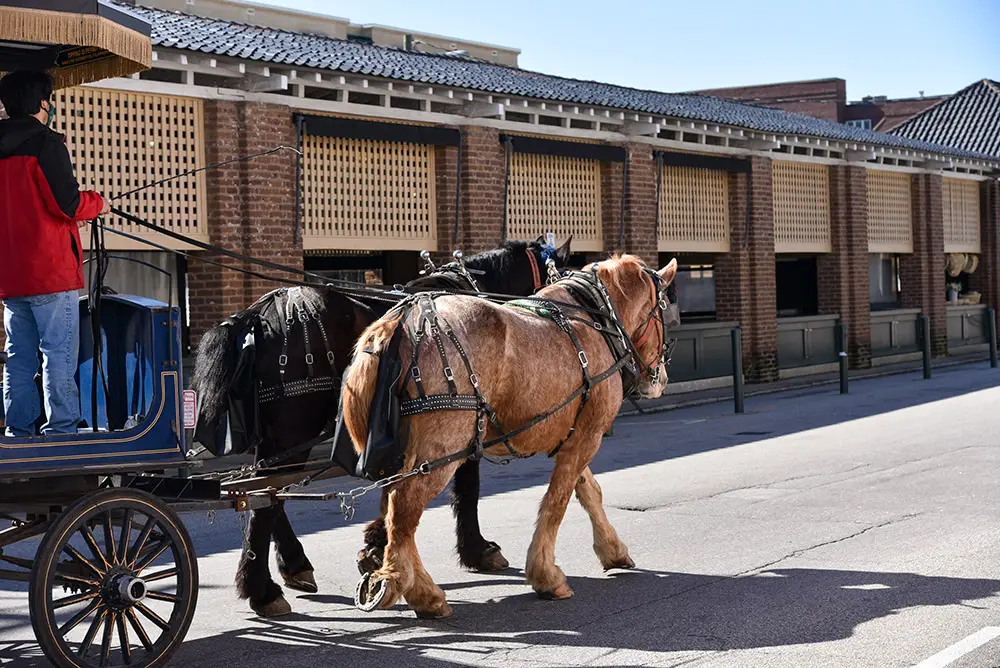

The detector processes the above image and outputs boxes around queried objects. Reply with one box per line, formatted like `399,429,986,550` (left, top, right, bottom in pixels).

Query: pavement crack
573,512,922,636
735,512,922,576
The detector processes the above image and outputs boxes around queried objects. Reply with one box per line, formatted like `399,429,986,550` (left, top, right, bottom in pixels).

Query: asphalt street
2,363,1000,667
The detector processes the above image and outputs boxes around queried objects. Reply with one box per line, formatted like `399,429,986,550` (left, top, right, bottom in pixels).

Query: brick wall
186,101,300,345
456,125,506,255
434,142,460,256
694,79,846,123
819,165,871,368
971,180,1000,328
715,158,778,382
600,153,624,261
620,143,658,267
900,173,947,356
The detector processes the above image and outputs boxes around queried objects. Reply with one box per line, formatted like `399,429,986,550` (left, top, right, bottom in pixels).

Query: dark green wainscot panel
667,321,738,382
870,308,921,358
777,314,840,370
947,304,988,349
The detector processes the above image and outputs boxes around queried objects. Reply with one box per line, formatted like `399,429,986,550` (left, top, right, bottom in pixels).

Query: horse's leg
525,435,601,600
452,459,509,572
235,505,291,617
367,465,456,618
357,494,389,575
272,503,318,593
574,466,634,570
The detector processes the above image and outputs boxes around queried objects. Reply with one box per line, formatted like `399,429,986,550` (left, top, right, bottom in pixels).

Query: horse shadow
3,566,991,667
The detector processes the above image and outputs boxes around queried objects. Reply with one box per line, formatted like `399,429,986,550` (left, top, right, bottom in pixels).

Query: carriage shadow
2,566,986,667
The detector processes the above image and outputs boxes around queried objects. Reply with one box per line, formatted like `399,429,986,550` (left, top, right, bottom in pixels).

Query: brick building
694,78,948,131
2,0,998,391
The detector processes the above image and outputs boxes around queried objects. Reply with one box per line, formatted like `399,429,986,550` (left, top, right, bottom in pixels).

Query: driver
0,70,110,437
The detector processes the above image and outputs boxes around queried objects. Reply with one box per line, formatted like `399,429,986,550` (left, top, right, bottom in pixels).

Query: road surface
2,363,999,667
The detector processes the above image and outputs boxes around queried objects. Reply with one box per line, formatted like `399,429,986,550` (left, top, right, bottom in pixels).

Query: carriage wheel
29,488,198,668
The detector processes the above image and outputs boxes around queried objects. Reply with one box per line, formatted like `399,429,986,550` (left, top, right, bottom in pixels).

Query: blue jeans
2,291,80,437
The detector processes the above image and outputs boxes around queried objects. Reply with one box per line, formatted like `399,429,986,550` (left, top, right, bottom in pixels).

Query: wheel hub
104,571,147,607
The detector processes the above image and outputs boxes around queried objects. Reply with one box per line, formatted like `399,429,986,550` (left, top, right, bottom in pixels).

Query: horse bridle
586,263,675,391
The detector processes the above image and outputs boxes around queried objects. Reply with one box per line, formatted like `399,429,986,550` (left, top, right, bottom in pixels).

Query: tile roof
889,80,1000,159
121,2,999,163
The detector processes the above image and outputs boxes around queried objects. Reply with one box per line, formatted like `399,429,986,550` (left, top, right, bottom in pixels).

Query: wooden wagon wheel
29,488,198,668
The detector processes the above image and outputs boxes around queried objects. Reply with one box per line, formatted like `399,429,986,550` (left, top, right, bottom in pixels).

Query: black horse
192,237,572,616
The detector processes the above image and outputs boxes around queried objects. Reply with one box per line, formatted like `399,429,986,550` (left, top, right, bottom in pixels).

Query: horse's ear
535,235,545,244
657,258,678,286
555,235,572,266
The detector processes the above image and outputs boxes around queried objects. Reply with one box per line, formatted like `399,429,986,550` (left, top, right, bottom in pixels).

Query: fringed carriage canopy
0,0,151,89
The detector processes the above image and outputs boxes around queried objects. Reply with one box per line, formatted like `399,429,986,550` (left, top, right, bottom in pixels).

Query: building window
869,254,900,309
673,265,716,318
776,257,819,317
846,118,873,130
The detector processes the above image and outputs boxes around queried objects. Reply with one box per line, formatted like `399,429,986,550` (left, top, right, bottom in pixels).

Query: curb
617,356,991,418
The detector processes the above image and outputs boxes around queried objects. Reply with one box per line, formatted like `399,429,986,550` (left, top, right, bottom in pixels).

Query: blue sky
270,0,998,101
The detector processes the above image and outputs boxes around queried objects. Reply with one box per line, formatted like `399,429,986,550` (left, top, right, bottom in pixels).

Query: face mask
45,102,56,128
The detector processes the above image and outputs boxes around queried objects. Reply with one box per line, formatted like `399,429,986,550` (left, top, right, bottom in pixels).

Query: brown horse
341,254,677,617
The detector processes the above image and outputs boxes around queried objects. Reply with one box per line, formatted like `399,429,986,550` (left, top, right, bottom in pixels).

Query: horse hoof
536,583,574,600
415,602,453,619
282,569,318,594
355,572,390,612
251,595,292,618
476,543,510,572
357,548,383,576
604,555,636,571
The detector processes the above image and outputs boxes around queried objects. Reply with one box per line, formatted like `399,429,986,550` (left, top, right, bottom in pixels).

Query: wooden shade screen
773,161,831,253
300,134,437,251
867,170,913,253
55,86,208,250
658,165,729,252
942,177,981,253
507,152,603,252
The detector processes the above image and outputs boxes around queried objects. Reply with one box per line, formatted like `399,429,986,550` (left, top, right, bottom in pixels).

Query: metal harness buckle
305,353,314,365
327,351,336,364
278,354,288,367
578,351,589,368
444,366,455,381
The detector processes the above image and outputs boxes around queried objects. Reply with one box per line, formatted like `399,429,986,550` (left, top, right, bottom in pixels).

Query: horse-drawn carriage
0,5,681,665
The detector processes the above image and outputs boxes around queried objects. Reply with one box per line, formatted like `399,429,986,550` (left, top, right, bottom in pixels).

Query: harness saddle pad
331,321,408,482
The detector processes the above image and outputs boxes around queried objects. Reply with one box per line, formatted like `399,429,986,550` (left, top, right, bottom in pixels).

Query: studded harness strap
259,287,339,405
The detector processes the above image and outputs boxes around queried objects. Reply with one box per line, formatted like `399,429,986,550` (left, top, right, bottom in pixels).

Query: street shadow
4,567,996,667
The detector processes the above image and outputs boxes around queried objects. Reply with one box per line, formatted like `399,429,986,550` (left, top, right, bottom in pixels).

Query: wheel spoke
53,590,99,610
62,543,105,579
142,567,177,584
103,512,117,567
78,523,110,573
99,610,114,667
78,608,107,658
145,590,179,603
117,510,134,565
127,516,156,569
134,601,170,632
116,611,132,665
59,597,102,636
125,609,154,652
133,539,171,574
55,573,101,589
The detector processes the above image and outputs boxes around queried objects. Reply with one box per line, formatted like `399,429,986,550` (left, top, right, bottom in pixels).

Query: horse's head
462,235,572,296
586,254,678,400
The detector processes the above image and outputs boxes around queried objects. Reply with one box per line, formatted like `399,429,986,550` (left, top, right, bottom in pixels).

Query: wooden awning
0,1,151,89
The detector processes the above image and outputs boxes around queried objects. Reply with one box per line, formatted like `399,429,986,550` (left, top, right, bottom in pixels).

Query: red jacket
0,117,103,299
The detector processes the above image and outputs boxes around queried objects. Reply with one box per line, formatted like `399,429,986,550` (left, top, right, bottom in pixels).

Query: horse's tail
191,317,242,428
342,311,406,454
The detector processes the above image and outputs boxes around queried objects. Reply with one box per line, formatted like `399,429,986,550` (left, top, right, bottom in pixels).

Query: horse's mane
590,254,646,298
462,239,532,274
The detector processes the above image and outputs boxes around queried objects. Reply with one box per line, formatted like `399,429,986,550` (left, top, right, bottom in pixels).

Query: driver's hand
99,195,111,215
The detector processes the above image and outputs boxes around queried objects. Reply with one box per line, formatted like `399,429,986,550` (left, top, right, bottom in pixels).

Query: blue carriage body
0,294,187,478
